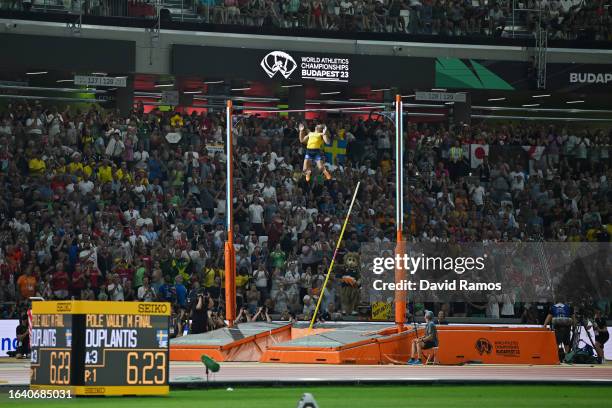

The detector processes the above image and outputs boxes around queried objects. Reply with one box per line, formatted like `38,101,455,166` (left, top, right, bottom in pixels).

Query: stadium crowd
2,0,611,41
0,100,610,334
191,0,612,40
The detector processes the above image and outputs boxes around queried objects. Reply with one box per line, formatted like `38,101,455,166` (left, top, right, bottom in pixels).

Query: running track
1,361,611,386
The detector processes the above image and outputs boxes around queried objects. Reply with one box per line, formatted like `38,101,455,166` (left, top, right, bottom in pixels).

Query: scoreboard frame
30,301,170,396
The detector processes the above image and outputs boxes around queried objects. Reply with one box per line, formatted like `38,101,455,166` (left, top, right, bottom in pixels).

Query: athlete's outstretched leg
303,157,313,182
316,159,331,180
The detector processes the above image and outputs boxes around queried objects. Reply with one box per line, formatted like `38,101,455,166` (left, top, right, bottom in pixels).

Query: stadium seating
1,0,611,42
0,103,610,331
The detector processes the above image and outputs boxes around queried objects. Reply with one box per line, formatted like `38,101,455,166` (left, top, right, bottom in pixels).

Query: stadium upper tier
1,6,611,79
0,0,611,47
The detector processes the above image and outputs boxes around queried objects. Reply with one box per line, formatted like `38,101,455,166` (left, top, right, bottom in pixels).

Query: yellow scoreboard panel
30,301,170,396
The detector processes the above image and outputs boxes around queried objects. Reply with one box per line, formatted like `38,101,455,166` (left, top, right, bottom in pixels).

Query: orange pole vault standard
225,100,237,326
394,94,406,330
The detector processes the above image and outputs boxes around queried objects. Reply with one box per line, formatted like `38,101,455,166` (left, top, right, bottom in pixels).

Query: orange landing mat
260,324,560,365
261,323,419,364
170,322,291,362
170,323,560,365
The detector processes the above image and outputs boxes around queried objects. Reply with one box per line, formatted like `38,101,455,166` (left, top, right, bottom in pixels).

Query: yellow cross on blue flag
156,329,168,348
323,138,347,165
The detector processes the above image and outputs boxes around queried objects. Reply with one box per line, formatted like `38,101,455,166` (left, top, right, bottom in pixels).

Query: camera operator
170,306,188,338
187,280,202,307
543,300,575,355
593,308,609,363
190,290,213,334
252,305,272,323
234,305,271,325
15,314,30,359
208,308,228,331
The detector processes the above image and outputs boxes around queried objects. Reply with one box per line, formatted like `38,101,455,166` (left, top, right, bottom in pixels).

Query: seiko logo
261,51,297,79
138,303,168,314
570,72,612,84
56,302,72,312
84,387,105,394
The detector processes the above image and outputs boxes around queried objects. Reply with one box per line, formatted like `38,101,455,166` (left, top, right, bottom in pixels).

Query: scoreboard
30,301,170,396
30,313,72,387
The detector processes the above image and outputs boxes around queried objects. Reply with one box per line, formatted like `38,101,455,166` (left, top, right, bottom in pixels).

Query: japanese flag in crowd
522,146,545,161
470,144,489,168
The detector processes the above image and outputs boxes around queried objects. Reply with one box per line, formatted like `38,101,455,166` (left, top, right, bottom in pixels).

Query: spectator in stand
138,276,157,301
107,273,125,301
302,294,315,319
16,264,36,300
174,274,188,307
253,262,269,302
71,263,86,297
436,310,449,325
489,3,506,36
224,0,241,24
52,262,70,299
81,281,96,300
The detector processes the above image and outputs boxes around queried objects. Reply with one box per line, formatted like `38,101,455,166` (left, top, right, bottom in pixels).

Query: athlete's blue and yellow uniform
304,131,325,161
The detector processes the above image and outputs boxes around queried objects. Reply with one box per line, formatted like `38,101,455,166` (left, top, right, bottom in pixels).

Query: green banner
435,57,515,90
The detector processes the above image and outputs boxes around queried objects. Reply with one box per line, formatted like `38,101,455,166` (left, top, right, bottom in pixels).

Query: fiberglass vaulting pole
395,94,406,331
225,100,237,326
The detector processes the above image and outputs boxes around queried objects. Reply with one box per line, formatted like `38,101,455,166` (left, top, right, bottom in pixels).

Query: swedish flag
65,329,72,348
156,329,169,348
323,138,347,165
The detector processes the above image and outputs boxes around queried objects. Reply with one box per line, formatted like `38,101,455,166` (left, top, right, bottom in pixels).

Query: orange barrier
260,325,559,365
436,326,559,365
170,324,292,362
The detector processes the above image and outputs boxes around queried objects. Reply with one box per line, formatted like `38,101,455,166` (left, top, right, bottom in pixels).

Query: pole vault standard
223,99,402,327
394,94,406,330
225,100,237,326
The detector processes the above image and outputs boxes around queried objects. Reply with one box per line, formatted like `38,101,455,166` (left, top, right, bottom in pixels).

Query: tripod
571,318,596,351
407,300,420,363
569,318,599,363
409,301,419,334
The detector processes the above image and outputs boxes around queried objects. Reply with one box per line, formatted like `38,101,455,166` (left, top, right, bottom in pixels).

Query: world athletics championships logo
475,338,493,355
261,51,297,79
